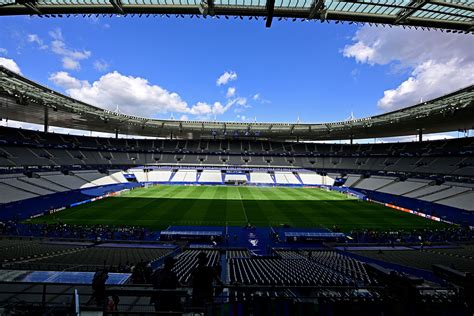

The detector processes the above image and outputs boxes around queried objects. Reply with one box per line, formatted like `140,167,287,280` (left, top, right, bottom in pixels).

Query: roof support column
418,129,423,142
109,0,124,14
199,0,214,16
17,0,42,15
394,0,429,24
308,0,325,20
265,0,276,28
115,129,119,139
44,105,49,133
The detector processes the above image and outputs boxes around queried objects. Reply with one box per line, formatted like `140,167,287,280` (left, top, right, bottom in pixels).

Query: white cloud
50,71,188,116
188,101,232,118
236,97,247,106
179,115,189,121
343,26,474,111
216,71,237,86
48,71,237,119
26,29,91,71
94,60,109,72
51,40,91,62
61,57,81,70
27,34,48,50
49,28,63,41
252,93,271,104
0,57,21,74
49,71,89,90
49,29,91,71
378,59,473,110
0,48,8,55
226,86,236,98
343,41,377,65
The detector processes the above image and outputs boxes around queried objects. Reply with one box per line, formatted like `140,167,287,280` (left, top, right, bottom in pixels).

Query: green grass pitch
29,185,446,231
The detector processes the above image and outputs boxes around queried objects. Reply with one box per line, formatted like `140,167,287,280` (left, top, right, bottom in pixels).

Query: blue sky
0,15,472,130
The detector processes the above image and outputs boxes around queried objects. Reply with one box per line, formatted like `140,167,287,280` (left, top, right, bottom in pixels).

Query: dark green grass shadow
27,197,449,232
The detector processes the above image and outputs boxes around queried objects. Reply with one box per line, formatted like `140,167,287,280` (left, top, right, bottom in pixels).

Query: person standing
150,257,181,312
190,252,223,308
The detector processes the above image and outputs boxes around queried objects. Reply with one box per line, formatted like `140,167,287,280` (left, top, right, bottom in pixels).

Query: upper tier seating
1,126,472,176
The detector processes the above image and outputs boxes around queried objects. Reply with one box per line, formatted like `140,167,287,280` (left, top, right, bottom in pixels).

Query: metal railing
1,280,469,315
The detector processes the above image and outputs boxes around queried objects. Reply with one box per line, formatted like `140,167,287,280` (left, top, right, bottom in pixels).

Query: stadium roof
0,66,473,141
0,0,473,32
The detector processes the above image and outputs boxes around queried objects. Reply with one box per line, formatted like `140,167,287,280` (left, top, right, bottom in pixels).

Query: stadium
0,2,473,315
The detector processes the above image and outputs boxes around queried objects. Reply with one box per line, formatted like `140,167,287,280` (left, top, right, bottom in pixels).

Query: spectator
190,252,223,308
88,269,109,306
150,257,181,312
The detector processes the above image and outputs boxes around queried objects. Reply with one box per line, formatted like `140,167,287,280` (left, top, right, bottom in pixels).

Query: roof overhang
0,66,473,140
0,0,473,33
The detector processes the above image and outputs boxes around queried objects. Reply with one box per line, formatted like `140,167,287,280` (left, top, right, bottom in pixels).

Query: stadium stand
377,178,431,196
38,172,90,190
147,169,172,182
229,255,358,286
353,176,397,191
298,171,324,185
249,171,274,184
437,191,474,211
8,246,173,272
343,174,361,187
171,170,197,182
274,171,301,185
0,68,473,313
0,174,55,196
198,170,223,183
172,249,220,283
131,169,148,182
350,249,474,274
224,173,248,183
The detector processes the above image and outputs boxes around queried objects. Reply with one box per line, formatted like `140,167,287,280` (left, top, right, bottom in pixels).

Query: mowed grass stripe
28,185,448,231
